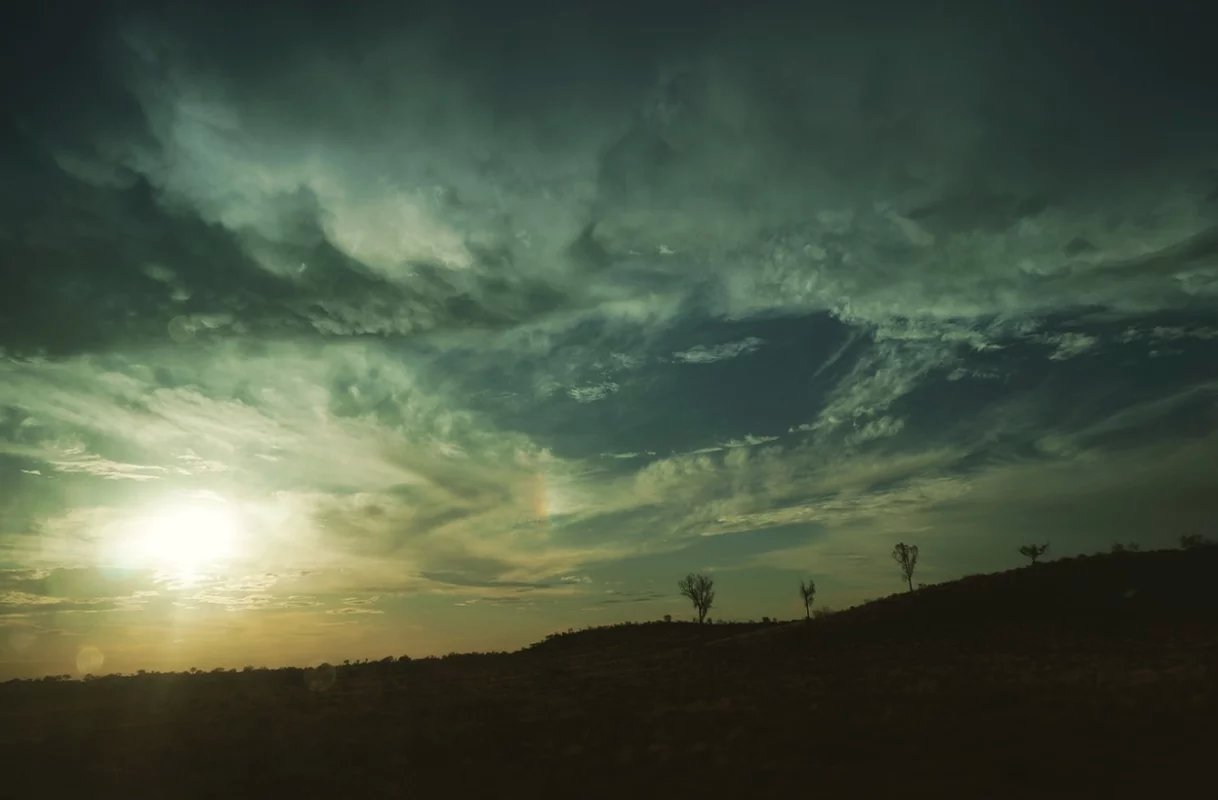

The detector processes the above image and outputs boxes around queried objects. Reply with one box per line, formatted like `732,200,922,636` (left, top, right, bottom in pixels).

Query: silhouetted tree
799,578,817,619
1111,542,1140,554
1180,534,1215,549
678,573,715,623
892,542,919,592
1018,542,1049,564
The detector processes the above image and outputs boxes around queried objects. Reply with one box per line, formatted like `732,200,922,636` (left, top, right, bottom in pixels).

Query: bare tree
892,542,919,592
678,573,715,623
1018,542,1049,564
799,578,816,620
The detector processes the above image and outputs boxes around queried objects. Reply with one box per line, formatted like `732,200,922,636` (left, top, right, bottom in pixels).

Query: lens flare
76,645,104,675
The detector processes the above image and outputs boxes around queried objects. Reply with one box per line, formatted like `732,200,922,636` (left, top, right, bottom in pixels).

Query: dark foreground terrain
4,549,1218,799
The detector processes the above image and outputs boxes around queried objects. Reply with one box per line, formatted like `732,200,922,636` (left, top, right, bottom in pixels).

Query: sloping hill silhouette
829,547,1218,624
799,545,1215,636
523,618,773,659
3,548,1217,798
526,547,1218,658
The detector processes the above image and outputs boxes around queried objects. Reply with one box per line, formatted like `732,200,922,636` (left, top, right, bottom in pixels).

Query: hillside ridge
531,547,1218,657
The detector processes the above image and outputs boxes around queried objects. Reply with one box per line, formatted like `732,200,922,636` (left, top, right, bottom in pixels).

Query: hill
3,548,1217,798
828,546,1218,624
727,545,1218,648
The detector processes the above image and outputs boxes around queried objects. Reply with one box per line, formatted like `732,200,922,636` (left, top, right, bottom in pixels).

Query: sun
129,501,241,573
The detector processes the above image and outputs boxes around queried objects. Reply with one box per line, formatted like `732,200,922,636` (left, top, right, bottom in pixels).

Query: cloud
591,589,667,606
807,338,957,435
1040,332,1099,361
672,337,765,364
0,591,69,608
48,445,167,481
846,416,906,445
722,434,779,448
3,1,1218,673
4,1,1215,367
0,567,161,616
567,382,619,403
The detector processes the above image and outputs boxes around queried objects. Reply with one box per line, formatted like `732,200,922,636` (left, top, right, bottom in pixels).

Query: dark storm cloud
5,0,1215,358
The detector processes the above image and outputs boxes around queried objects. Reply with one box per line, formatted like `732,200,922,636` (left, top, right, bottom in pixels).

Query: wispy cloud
672,337,765,364
1040,332,1100,361
42,442,167,482
567,381,619,403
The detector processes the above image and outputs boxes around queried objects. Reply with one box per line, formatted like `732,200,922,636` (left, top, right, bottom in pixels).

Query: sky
2,0,1217,678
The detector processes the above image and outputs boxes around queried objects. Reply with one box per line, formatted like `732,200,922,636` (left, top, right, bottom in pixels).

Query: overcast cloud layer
2,0,1217,677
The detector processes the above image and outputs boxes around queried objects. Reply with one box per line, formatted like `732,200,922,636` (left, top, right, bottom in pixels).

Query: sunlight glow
128,502,242,573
